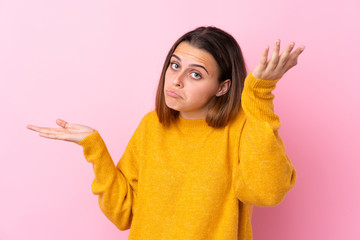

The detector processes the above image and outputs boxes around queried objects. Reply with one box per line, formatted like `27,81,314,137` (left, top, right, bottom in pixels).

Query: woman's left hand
252,39,305,80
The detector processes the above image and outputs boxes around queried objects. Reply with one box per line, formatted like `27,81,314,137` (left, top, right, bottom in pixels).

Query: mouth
166,89,182,98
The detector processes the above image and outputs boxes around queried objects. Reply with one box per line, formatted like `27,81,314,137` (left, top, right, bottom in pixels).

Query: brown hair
155,26,247,128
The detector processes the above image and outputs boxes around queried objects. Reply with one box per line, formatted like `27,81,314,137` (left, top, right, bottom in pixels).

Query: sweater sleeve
77,129,139,230
233,71,297,207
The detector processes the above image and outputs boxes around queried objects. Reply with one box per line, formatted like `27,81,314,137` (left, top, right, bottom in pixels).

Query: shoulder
228,107,246,128
138,110,160,126
141,110,158,122
127,111,160,145
135,110,162,132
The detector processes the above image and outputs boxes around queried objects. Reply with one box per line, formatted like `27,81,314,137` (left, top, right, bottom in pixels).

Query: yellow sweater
78,72,296,240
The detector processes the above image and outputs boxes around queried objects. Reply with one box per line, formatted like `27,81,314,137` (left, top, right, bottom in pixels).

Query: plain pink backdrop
1,0,359,239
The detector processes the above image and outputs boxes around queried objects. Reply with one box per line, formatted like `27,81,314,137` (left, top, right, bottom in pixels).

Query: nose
173,71,185,88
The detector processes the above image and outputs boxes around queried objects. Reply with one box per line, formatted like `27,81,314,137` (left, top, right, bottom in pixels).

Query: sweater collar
175,115,213,135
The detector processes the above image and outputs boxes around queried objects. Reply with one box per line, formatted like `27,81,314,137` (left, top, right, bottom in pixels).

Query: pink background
1,0,359,239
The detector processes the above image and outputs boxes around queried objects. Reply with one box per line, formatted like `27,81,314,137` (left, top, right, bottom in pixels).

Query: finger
27,125,58,133
27,124,65,133
56,119,76,129
35,126,65,134
283,46,305,73
277,41,295,68
258,45,269,71
27,125,40,132
56,119,68,128
267,39,281,70
39,132,69,141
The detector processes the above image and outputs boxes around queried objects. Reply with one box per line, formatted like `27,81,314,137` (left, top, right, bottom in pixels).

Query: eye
191,72,201,80
171,62,180,70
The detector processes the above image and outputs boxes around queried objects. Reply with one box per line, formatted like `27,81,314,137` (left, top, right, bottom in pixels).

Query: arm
78,130,138,230
27,117,140,229
233,39,304,206
233,72,296,206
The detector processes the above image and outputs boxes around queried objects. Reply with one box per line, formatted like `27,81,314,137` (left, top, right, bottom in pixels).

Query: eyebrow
171,54,209,75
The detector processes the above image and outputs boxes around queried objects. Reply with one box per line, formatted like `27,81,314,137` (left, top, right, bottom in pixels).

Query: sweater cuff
245,71,281,89
77,129,110,164
77,129,100,147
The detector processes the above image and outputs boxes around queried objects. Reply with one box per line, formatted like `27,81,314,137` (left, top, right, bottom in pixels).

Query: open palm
27,119,94,144
252,39,305,80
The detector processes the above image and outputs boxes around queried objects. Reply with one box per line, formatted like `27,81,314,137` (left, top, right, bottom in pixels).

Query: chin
164,100,182,112
165,103,180,112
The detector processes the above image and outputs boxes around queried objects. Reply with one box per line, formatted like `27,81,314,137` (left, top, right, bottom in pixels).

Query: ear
216,79,231,97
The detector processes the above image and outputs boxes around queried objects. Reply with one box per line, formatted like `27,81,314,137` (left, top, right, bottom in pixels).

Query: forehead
172,42,219,75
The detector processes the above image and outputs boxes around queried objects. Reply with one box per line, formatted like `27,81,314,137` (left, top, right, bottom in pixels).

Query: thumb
56,119,68,128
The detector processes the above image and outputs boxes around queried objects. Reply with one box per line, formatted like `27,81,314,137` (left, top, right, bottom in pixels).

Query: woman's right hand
27,119,95,144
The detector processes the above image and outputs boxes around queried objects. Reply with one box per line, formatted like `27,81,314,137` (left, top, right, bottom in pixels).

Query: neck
180,110,207,120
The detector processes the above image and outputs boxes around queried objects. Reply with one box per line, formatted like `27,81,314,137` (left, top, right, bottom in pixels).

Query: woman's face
164,41,229,120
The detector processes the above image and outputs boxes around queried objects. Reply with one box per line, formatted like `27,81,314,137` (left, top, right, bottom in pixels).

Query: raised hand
252,39,305,80
27,119,95,144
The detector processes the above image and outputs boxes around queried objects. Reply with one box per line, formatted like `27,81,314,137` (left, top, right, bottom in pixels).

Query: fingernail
276,39,280,45
300,46,305,52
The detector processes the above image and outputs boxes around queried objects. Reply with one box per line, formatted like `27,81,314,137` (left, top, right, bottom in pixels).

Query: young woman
27,26,304,240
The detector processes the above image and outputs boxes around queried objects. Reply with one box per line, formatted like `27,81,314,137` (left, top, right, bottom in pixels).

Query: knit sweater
77,72,297,240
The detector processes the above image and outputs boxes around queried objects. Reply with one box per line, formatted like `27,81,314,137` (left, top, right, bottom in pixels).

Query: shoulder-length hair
155,26,247,128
